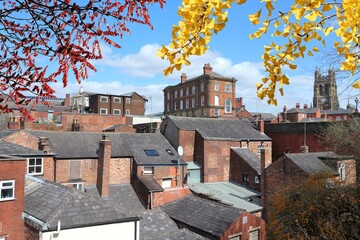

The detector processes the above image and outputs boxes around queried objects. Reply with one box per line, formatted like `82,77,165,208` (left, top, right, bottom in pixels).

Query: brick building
163,63,237,118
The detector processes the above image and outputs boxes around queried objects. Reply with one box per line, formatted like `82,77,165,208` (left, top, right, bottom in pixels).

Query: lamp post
355,97,359,114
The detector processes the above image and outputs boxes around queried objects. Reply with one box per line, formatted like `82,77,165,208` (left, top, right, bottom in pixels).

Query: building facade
163,64,237,118
313,68,339,110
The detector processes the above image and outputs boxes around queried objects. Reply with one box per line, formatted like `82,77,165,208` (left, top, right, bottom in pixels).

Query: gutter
22,212,49,231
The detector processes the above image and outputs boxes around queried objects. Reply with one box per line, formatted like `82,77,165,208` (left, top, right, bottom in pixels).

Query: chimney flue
203,63,212,75
97,134,111,199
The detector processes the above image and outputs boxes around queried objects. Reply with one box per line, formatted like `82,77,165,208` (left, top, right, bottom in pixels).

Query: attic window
166,149,174,155
144,149,159,156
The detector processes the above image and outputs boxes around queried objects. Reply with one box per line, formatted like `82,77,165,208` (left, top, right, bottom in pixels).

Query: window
214,95,219,106
174,90,178,98
143,167,154,175
186,99,189,109
126,98,131,104
70,160,81,180
214,108,219,116
100,108,108,114
338,162,345,181
192,97,196,108
242,174,249,182
336,116,341,121
65,182,84,191
144,149,159,156
180,89,183,97
100,96,108,102
167,92,170,100
201,96,205,106
166,149,174,155
180,100,183,110
186,87,189,95
200,82,205,91
113,109,121,115
249,230,259,240
214,82,219,91
47,110,54,122
174,102,178,110
27,158,43,175
162,178,172,188
114,97,121,103
0,180,15,201
167,103,170,112
225,99,232,113
225,84,232,92
126,109,131,115
192,85,196,94
255,176,260,184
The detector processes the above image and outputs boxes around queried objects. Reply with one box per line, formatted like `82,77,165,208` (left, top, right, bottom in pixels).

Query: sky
49,1,360,115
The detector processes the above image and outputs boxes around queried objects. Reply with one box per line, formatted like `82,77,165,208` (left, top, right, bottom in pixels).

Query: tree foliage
0,0,164,118
158,0,360,106
267,173,360,240
319,117,360,159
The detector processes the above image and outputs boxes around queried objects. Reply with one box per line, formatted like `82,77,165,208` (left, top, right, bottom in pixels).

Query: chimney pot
181,73,187,83
296,103,300,108
203,63,213,75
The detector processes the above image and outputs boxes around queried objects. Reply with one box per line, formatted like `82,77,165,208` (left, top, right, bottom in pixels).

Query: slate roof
167,116,270,141
303,107,319,114
189,182,262,213
0,140,47,156
103,124,133,131
162,195,244,239
284,152,338,175
324,108,352,115
286,108,306,113
0,130,19,139
231,148,261,174
24,176,137,231
250,112,277,122
26,131,185,165
137,175,164,192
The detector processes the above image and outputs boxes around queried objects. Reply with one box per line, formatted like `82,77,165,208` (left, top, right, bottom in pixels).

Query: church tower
313,67,339,110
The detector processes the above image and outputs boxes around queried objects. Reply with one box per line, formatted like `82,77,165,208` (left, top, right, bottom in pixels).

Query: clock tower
313,67,339,110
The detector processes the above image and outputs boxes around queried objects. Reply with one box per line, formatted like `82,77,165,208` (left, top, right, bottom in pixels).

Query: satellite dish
177,146,184,156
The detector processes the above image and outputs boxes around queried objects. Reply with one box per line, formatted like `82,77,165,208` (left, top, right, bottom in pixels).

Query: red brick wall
137,165,186,188
42,156,55,181
127,94,146,115
221,211,266,240
24,223,39,240
229,149,261,192
0,159,26,240
179,130,195,162
109,158,131,184
160,187,192,206
3,131,39,150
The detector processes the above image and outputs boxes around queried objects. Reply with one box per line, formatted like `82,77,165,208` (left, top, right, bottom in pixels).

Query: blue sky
49,1,359,114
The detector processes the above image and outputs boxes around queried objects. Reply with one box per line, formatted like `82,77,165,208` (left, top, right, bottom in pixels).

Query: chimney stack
300,146,309,153
257,119,264,133
7,117,20,130
303,104,308,109
260,148,266,208
283,106,287,113
97,134,111,199
38,137,52,153
181,73,187,83
296,103,300,108
203,63,213,75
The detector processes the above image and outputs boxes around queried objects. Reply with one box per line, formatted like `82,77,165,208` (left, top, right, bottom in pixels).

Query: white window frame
255,176,260,184
113,97,121,103
174,91,178,98
126,109,131,115
214,108,219,116
225,99,232,113
0,180,15,201
192,97,196,108
65,182,84,191
192,85,196,94
180,89,183,97
100,96,108,102
126,98,131,104
201,96,205,106
113,109,121,115
214,82,219,91
27,157,44,175
162,178,172,188
100,108,108,114
214,95,219,106
180,100,183,110
225,84,232,92
143,167,154,175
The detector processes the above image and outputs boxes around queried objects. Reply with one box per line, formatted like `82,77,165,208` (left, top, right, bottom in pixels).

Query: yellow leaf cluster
160,0,360,104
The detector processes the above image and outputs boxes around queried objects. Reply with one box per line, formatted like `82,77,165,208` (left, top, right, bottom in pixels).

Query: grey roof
189,182,262,213
286,108,306,113
324,108,352,115
162,195,244,239
140,208,209,240
303,107,319,114
24,176,137,231
167,116,270,141
284,152,338,174
137,175,164,192
299,118,327,122
103,124,133,131
0,140,47,156
231,148,261,174
26,131,185,165
0,130,19,139
250,112,277,121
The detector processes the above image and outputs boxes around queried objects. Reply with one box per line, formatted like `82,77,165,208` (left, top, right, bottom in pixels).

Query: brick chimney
8,117,20,130
203,63,212,75
283,106,287,113
181,73,187,83
235,97,243,108
300,145,309,153
303,104,308,109
257,119,264,133
260,148,266,208
38,137,52,153
296,102,300,108
63,94,71,107
97,134,111,199
71,119,81,132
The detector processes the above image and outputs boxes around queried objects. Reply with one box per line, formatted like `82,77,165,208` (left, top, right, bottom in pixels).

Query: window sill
0,197,15,202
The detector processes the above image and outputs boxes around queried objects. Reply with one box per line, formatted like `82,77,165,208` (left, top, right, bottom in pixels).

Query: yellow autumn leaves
158,0,360,105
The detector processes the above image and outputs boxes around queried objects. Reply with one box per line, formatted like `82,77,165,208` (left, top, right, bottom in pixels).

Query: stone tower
313,67,339,110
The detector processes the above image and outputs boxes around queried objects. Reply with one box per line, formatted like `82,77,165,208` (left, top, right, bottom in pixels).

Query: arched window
225,99,232,113
214,96,219,106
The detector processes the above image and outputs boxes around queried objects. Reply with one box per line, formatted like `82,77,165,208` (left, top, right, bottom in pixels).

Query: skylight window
166,149,174,155
144,149,159,156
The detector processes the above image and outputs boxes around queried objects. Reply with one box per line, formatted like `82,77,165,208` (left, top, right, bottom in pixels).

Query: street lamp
355,97,359,114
